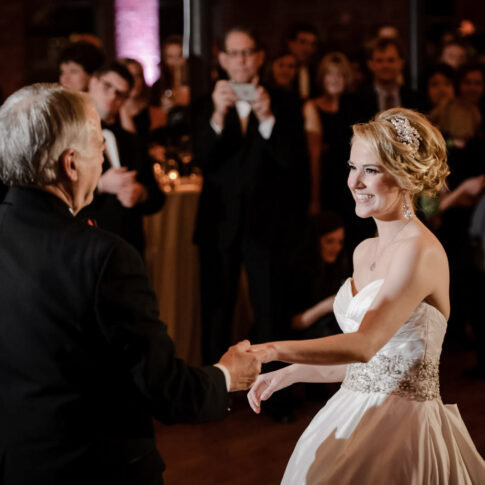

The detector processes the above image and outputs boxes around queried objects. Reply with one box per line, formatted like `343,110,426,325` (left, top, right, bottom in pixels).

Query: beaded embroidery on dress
281,278,485,485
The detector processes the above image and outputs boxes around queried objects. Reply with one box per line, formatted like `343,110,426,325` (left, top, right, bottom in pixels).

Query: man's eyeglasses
100,79,129,101
225,48,258,59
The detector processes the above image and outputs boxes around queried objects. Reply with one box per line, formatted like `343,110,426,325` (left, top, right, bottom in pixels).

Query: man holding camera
194,27,309,371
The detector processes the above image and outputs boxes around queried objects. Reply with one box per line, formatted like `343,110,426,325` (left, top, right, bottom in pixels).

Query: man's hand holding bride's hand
218,340,262,391
247,366,295,414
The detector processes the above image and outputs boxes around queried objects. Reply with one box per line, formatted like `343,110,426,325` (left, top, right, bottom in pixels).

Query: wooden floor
155,346,485,485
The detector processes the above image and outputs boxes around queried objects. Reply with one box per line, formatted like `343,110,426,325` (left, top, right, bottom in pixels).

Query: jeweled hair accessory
389,115,422,151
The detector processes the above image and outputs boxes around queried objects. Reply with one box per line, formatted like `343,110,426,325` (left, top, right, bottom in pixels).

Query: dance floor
155,345,485,485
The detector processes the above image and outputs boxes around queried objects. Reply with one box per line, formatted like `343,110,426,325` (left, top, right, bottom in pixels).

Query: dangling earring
402,195,412,220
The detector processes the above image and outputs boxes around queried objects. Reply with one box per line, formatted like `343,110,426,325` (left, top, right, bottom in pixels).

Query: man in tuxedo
0,181,7,202
355,37,423,123
194,27,309,366
287,23,319,100
80,61,164,255
0,84,261,484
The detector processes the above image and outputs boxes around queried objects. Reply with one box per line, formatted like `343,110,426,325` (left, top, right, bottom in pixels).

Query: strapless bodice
334,278,448,400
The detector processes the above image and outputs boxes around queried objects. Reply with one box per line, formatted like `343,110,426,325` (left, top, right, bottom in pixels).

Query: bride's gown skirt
282,278,485,484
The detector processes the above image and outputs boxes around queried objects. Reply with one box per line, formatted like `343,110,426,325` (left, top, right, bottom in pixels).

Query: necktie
384,93,395,110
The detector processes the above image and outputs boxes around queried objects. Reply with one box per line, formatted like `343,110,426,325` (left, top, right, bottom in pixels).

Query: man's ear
59,148,79,183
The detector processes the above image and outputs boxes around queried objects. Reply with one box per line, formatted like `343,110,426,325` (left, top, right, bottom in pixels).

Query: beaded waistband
342,354,440,401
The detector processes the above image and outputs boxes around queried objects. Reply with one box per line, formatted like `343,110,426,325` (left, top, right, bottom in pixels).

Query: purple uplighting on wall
114,0,160,85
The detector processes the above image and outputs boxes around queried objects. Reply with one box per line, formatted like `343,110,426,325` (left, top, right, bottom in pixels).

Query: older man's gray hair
0,83,90,187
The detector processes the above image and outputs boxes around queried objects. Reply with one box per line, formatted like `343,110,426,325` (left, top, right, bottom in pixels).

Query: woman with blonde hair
248,108,485,484
303,52,354,216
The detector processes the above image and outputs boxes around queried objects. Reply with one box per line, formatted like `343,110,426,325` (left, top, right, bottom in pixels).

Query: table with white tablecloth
144,179,252,366
144,183,202,365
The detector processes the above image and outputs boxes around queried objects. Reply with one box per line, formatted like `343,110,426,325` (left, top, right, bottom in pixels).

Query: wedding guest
468,193,485,378
291,211,350,339
80,61,165,256
150,35,190,145
193,26,309,365
248,108,485,483
118,58,167,137
424,63,455,112
286,23,319,100
429,65,483,148
58,41,105,92
0,83,261,484
265,50,298,91
303,52,354,215
304,51,372,249
355,37,423,123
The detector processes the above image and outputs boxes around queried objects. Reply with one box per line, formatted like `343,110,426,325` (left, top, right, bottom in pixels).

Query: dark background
1,0,485,101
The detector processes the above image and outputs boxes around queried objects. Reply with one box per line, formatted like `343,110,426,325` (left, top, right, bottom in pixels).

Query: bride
247,108,485,484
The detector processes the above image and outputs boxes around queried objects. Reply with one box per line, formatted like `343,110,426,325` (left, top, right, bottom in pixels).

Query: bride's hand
247,367,294,414
248,342,278,363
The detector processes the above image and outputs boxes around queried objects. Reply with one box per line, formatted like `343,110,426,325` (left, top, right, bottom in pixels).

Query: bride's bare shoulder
411,222,447,259
397,222,449,273
352,237,376,266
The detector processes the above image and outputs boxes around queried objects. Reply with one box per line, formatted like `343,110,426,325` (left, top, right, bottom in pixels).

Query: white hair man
0,83,261,485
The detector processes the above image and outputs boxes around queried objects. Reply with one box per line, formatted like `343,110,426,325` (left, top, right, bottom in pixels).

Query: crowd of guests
1,22,484,392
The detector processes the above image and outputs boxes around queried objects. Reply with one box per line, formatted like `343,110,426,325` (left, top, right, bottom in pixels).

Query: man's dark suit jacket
193,88,309,250
0,187,228,485
354,83,424,124
0,182,7,203
79,122,165,255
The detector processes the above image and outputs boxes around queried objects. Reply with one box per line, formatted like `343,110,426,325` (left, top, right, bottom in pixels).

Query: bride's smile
347,139,403,221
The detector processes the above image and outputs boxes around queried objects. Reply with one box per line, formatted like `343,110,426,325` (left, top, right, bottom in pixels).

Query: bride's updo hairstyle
352,108,449,199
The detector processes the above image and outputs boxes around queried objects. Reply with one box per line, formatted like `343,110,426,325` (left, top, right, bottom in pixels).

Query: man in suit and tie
80,61,164,255
0,84,261,484
355,37,423,123
193,27,309,368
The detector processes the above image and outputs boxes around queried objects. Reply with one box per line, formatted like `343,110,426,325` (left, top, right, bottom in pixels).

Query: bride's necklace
370,221,411,271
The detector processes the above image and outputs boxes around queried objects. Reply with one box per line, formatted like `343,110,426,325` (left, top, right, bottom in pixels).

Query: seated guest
58,41,105,92
355,37,423,122
80,61,165,256
291,211,350,339
0,83,261,484
118,57,167,137
265,50,298,92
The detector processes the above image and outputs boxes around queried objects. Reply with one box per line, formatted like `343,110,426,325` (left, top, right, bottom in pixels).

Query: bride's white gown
281,278,485,485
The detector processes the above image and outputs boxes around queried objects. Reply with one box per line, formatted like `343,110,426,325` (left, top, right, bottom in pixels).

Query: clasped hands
218,340,284,413
98,167,147,208
217,340,277,391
